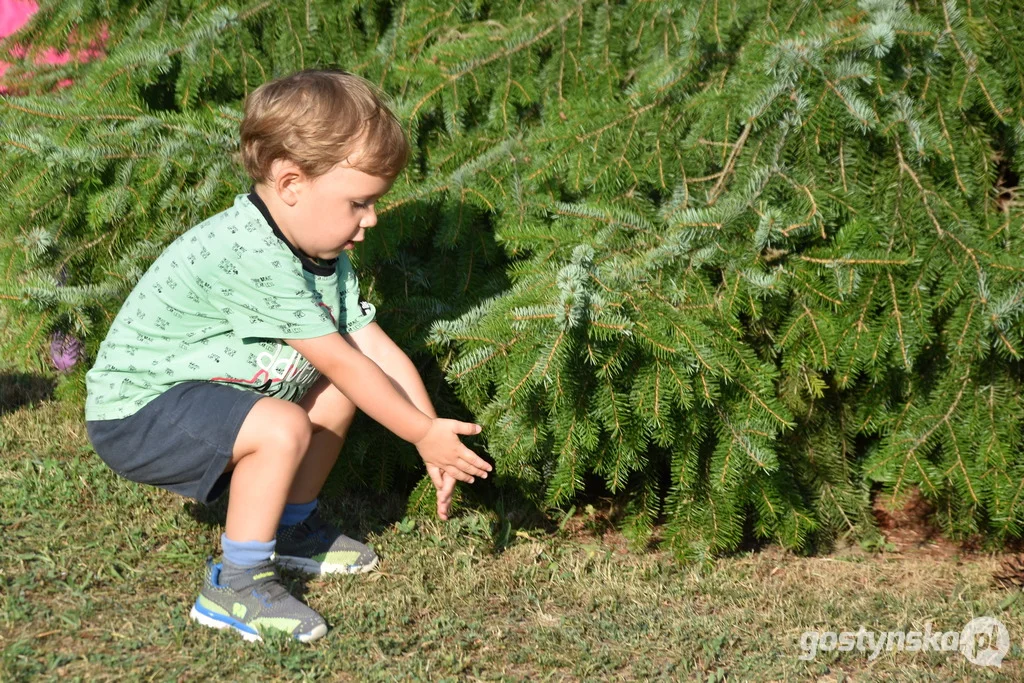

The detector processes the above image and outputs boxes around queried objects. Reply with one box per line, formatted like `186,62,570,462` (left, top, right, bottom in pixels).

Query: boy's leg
192,396,328,642
274,376,379,574
225,397,313,541
287,375,358,504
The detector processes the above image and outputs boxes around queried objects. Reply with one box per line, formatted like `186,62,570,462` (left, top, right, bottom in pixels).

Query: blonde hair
240,69,409,182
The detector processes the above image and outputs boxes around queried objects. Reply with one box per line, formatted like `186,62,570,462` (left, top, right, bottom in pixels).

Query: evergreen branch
982,385,1011,476
935,102,969,196
526,102,662,184
943,421,978,505
777,176,822,238
822,77,878,129
950,299,974,358
652,363,662,421
605,376,623,436
886,272,910,369
1004,478,1024,534
894,140,983,280
632,325,677,356
795,256,910,266
734,380,792,429
707,121,752,206
378,184,451,215
984,14,1024,97
410,6,580,119
822,485,856,533
995,328,1020,359
667,363,690,406
548,408,582,504
801,302,829,367
591,320,629,332
890,372,972,497
939,0,1006,122
715,408,772,479
790,270,843,307
452,348,499,380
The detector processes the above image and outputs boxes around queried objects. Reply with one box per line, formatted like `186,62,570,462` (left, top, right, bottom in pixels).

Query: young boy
84,69,492,643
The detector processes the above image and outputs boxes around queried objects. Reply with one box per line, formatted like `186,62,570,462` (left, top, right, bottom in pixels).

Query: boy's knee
269,403,313,455
238,399,313,461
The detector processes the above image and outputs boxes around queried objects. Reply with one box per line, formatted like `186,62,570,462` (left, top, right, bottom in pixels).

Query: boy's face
288,161,394,260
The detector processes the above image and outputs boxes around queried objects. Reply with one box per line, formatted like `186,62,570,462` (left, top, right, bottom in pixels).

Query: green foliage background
2,0,1023,559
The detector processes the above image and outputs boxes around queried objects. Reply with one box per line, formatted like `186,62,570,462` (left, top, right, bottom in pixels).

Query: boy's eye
351,201,368,209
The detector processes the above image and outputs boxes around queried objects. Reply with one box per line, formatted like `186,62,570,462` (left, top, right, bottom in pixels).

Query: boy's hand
426,464,458,520
414,418,490,483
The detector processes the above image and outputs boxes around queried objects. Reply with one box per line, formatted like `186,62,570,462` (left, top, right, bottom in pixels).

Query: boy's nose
360,209,377,228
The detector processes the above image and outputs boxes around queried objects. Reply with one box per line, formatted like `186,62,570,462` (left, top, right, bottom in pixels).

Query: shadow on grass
180,461,553,564
0,372,56,417
180,483,408,573
453,468,554,552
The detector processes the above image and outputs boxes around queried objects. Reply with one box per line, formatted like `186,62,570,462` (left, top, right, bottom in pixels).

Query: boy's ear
269,159,307,207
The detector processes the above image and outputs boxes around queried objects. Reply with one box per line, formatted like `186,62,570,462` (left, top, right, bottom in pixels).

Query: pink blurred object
0,0,35,39
49,330,82,372
0,0,105,93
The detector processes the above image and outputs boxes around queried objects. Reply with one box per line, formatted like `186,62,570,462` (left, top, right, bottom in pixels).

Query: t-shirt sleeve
337,253,376,334
208,254,338,340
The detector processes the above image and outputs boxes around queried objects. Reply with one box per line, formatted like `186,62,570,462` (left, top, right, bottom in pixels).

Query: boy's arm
284,332,491,483
341,323,434,417
343,323,462,519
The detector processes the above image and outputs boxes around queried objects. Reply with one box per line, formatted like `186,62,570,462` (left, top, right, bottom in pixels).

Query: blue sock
220,533,276,568
279,499,318,528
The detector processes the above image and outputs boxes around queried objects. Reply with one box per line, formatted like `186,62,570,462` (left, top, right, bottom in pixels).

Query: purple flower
49,331,82,372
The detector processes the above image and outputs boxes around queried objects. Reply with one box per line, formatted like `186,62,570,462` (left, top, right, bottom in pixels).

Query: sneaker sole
189,605,328,643
274,553,380,575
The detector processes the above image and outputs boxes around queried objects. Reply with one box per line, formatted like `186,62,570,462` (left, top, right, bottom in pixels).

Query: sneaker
275,509,379,575
189,558,328,642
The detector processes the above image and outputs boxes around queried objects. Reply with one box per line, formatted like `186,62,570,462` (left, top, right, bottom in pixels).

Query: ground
3,382,1024,681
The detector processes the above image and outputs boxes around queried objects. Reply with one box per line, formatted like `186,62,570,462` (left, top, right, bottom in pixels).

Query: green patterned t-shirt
85,191,376,421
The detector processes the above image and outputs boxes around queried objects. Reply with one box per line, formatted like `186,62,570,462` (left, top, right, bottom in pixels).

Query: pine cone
993,554,1024,589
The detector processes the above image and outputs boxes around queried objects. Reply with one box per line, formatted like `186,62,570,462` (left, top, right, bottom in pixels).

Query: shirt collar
247,187,337,276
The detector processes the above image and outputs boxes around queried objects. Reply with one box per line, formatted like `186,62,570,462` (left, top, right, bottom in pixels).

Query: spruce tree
2,0,1022,558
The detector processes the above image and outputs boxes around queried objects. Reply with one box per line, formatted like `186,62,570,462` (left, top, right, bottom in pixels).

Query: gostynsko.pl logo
798,617,1009,667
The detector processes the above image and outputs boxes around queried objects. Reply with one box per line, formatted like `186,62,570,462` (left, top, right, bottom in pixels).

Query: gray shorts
86,381,264,504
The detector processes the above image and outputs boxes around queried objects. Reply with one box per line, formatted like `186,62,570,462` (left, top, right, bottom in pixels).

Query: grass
4,376,1024,681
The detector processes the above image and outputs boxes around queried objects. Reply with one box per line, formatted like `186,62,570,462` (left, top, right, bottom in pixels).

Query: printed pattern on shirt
85,194,376,420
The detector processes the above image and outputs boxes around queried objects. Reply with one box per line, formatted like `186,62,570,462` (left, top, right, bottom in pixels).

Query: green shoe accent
190,559,327,643
252,617,302,632
276,509,378,575
312,550,360,565
197,594,230,617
